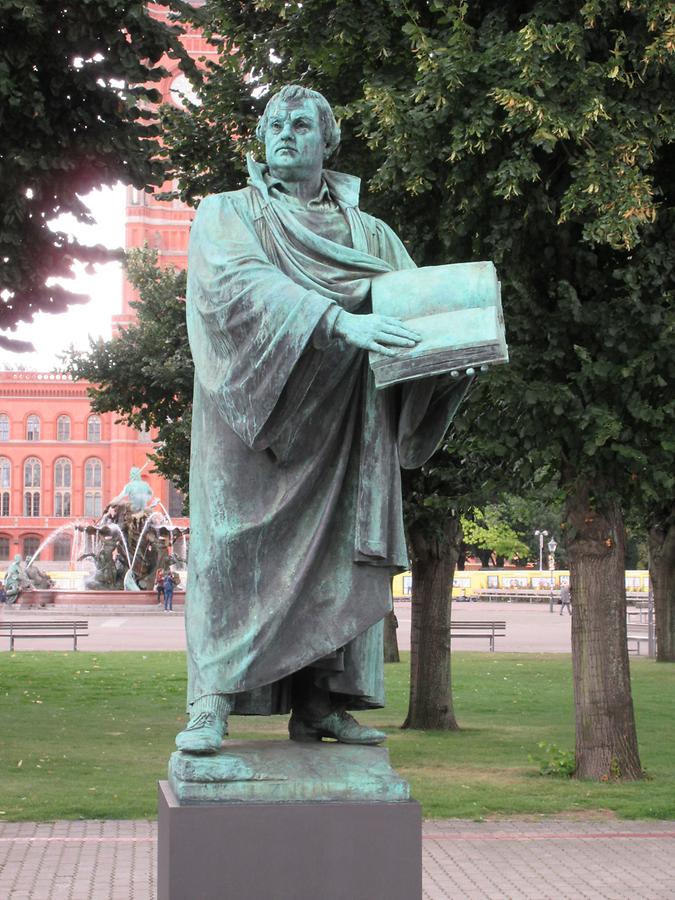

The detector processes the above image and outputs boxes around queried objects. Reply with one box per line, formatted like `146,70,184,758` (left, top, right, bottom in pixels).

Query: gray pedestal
158,780,422,900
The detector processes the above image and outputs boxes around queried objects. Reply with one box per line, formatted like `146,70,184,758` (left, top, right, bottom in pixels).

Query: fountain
10,467,189,609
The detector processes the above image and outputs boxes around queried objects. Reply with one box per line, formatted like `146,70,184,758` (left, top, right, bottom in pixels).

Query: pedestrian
155,569,164,606
0,581,6,603
560,582,571,615
163,569,176,612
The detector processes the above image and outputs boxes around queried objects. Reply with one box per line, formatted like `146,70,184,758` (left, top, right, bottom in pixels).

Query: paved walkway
0,601,574,654
1,816,673,899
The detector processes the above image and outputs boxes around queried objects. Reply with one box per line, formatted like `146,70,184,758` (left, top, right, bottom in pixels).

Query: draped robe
185,157,471,714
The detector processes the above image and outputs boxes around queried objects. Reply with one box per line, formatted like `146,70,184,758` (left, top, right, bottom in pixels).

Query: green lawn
1,651,673,821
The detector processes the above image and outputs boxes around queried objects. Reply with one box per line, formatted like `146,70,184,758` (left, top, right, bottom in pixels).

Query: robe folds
185,156,471,714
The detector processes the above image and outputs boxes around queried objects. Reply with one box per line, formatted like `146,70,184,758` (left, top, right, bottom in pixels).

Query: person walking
155,568,165,606
163,569,176,612
560,582,572,615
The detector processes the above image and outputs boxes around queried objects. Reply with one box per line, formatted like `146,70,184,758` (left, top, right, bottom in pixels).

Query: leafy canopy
162,0,674,522
0,0,196,345
65,248,193,495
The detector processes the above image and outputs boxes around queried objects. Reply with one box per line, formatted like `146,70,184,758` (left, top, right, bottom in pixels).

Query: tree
72,1,673,764
648,505,675,662
462,502,536,567
400,439,480,730
65,248,193,498
162,0,674,780
0,0,195,346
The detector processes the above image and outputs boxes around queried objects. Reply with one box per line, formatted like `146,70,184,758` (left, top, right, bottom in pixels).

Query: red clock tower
114,1,218,332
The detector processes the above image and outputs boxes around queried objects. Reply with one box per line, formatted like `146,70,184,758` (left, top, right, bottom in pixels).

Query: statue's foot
289,710,386,746
176,694,230,754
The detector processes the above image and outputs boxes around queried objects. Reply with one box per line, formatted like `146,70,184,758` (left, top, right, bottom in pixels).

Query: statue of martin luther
176,85,472,754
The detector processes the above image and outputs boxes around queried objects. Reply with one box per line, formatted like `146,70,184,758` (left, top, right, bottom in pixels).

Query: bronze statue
177,85,472,754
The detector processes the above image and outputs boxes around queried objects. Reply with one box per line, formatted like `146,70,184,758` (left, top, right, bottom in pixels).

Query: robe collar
246,154,361,209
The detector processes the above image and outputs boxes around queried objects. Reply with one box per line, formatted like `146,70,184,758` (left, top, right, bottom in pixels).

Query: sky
1,183,126,372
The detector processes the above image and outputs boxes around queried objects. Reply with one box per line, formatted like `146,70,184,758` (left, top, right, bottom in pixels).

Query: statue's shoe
175,711,227,754
289,710,386,745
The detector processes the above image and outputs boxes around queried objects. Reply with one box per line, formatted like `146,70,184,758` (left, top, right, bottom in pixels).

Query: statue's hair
256,85,341,159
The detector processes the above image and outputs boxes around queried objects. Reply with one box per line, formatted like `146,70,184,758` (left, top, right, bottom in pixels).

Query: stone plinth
158,742,422,900
168,740,409,803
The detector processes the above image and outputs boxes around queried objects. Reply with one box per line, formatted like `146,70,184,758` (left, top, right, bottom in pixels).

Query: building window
23,457,41,517
22,535,40,560
0,457,10,516
87,415,101,442
0,414,9,441
26,415,40,441
84,458,103,517
54,458,72,517
0,535,9,559
56,415,71,441
53,534,72,562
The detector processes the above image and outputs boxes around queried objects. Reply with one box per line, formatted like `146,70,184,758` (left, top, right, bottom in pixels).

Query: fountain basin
21,590,185,608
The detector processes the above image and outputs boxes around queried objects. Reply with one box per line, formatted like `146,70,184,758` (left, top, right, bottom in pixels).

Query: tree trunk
477,548,492,568
565,481,642,780
402,514,461,730
383,609,400,663
648,511,675,662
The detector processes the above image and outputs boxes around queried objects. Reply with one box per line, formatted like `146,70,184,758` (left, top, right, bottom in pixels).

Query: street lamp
534,529,548,572
547,536,557,613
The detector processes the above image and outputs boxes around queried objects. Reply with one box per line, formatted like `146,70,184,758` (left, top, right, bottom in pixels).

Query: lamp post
534,529,548,572
547,536,557,613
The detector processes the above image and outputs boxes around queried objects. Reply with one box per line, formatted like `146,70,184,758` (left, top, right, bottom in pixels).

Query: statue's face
264,99,325,182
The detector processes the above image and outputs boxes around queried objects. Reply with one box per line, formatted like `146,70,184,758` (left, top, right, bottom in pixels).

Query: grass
0,650,673,822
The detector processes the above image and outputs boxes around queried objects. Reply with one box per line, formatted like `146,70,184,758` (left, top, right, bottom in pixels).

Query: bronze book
369,261,509,389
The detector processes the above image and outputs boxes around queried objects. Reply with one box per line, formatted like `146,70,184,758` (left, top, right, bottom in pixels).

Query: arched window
0,535,10,559
0,414,9,441
54,458,72,517
22,534,40,560
56,415,71,441
26,414,40,441
23,457,41,516
0,457,10,516
87,415,101,442
84,458,103,517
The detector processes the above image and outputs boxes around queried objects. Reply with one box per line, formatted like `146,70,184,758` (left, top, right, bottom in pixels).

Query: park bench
465,589,557,604
450,620,506,651
626,622,654,656
0,620,88,651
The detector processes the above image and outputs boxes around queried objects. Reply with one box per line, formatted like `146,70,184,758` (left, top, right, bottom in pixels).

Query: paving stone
1,816,674,898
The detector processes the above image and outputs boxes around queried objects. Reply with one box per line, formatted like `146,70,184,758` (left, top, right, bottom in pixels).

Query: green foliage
0,1,196,342
462,505,532,565
164,0,674,533
531,741,576,777
65,248,193,496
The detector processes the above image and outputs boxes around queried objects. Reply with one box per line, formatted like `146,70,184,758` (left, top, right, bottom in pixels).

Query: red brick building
0,372,180,564
0,3,214,566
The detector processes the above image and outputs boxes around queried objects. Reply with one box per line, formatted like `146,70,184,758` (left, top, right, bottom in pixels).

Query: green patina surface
168,742,410,803
182,84,475,737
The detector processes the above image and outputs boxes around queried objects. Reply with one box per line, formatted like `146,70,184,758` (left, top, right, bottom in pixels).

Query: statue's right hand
333,311,421,357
